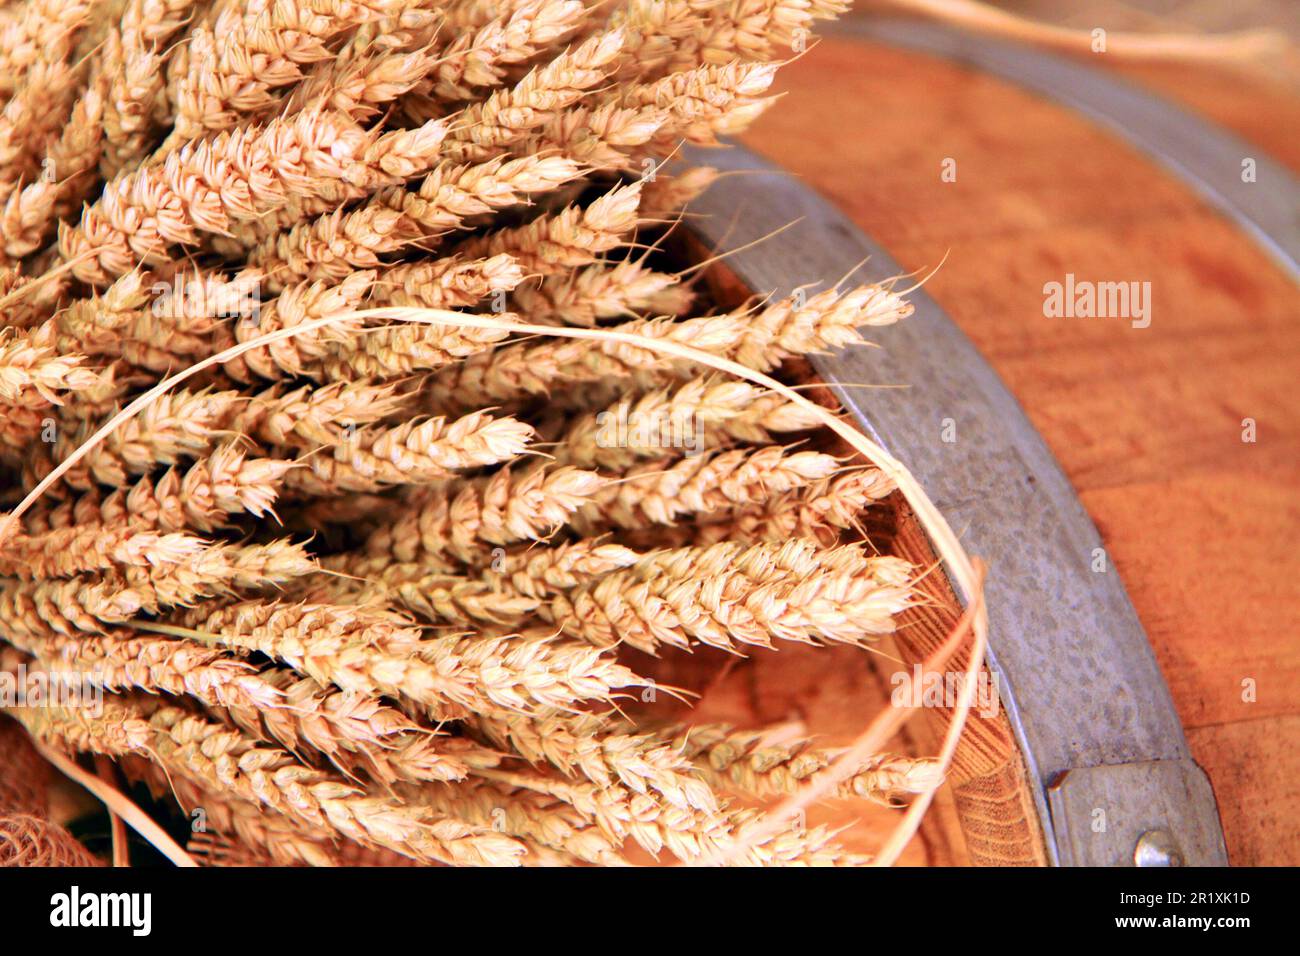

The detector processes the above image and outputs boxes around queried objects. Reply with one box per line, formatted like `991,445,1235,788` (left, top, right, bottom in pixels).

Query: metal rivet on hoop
1134,829,1185,867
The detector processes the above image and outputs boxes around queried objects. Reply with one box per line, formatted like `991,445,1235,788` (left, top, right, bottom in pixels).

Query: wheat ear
0,0,93,96
439,27,627,163
449,179,643,277
470,711,717,811
421,281,910,411
421,0,589,104
14,442,298,533
283,410,535,495
350,464,603,569
572,445,845,531
25,628,474,786
511,256,693,327
551,373,821,469
170,602,650,721
410,776,629,865
673,723,944,806
543,538,914,653
11,700,526,865
692,466,898,547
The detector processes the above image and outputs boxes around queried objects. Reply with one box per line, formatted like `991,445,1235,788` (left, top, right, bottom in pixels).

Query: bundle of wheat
0,0,987,867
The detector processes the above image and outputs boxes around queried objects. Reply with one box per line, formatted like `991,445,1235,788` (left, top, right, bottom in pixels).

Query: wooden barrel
678,18,1298,866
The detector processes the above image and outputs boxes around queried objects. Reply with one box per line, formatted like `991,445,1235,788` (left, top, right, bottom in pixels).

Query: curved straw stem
876,0,1285,61
2,305,989,868
31,739,197,867
872,564,985,865
95,755,130,867
699,563,985,866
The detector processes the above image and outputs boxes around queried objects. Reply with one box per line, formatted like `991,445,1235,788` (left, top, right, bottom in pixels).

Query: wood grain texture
737,35,1300,865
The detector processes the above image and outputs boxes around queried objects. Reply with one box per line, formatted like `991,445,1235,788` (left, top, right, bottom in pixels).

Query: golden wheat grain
543,538,913,652
11,699,527,865
573,445,844,531
350,464,603,570
471,711,717,811
450,179,643,277
439,27,626,163
283,410,534,495
421,281,908,411
26,630,475,786
174,601,650,720
511,256,693,326
672,723,943,806
411,776,629,865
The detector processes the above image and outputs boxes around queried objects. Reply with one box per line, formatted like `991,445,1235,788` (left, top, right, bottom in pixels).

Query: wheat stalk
350,464,603,569
450,179,643,277
541,539,914,653
410,776,629,865
26,628,475,786
439,27,626,163
470,711,717,811
573,445,846,530
170,601,650,720
511,256,693,327
0,0,963,869
10,699,526,865
422,281,910,411
672,723,943,806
